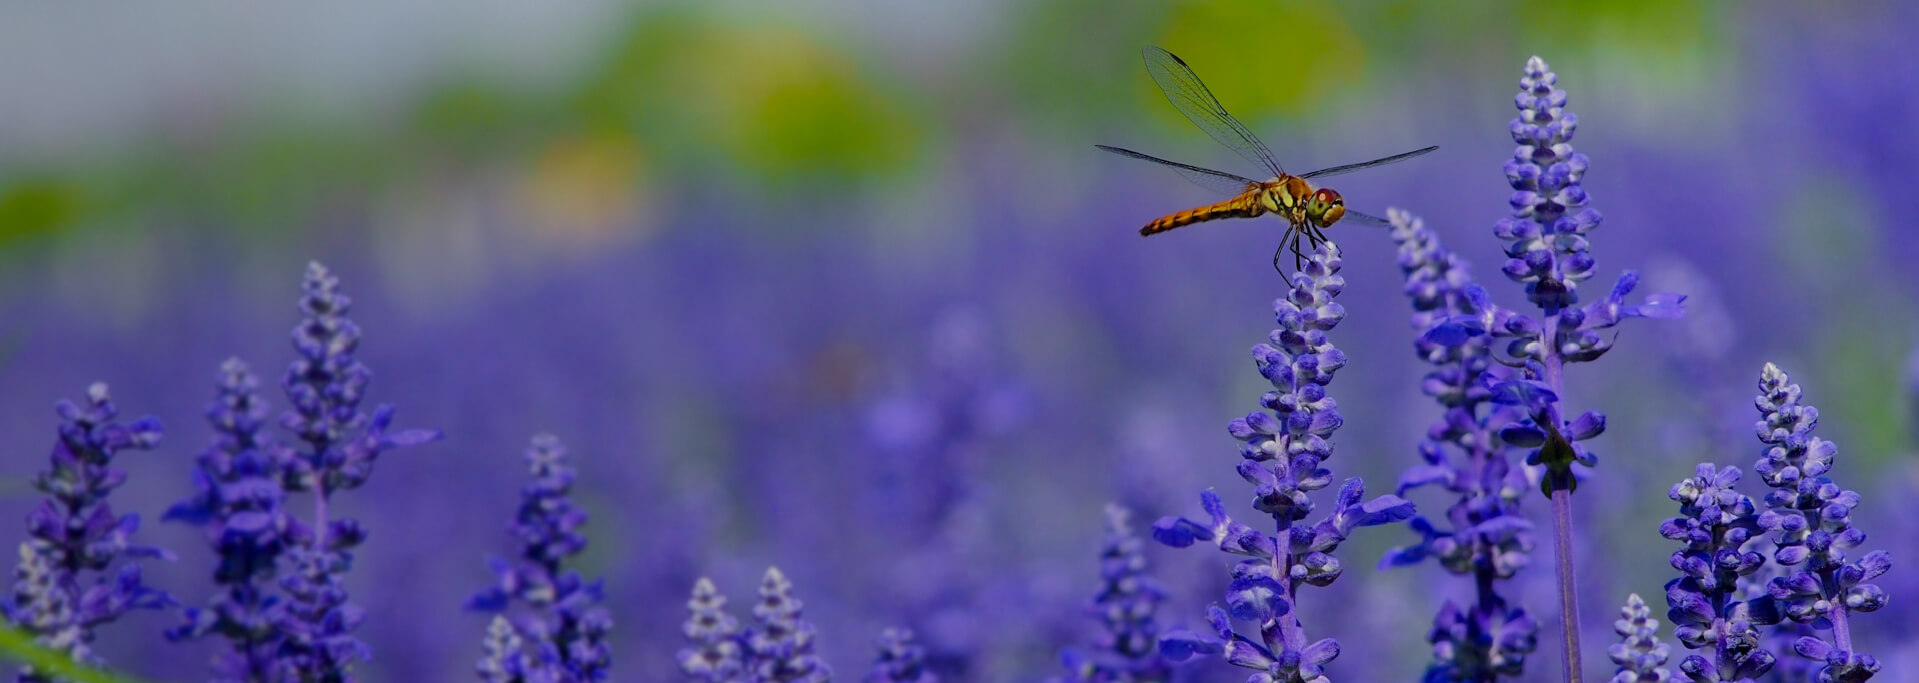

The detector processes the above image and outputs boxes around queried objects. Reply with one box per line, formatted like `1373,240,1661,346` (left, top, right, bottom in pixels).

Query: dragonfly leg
1291,231,1307,273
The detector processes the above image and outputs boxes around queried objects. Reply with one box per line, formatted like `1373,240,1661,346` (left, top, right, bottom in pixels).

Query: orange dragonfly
1099,46,1437,273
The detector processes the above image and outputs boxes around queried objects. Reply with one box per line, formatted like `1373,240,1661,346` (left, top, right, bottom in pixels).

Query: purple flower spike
6,383,173,681
469,434,612,681
1750,364,1887,681
1498,56,1598,311
678,578,745,682
867,628,935,683
275,262,441,681
746,567,831,682
164,359,307,680
1606,594,1670,682
1382,208,1540,681
1154,244,1410,682
1055,505,1169,682
1656,461,1774,682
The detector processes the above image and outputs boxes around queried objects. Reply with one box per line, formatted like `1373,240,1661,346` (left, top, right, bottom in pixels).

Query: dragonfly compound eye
1309,189,1346,226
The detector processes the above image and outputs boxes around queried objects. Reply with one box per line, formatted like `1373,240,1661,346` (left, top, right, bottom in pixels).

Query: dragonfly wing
1299,145,1439,180
1340,209,1393,227
1142,46,1286,178
1095,145,1261,195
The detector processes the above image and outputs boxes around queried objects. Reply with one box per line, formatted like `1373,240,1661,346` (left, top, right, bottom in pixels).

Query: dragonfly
1098,46,1437,273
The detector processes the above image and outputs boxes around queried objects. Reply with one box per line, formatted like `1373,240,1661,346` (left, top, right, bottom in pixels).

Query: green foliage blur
0,0,1725,247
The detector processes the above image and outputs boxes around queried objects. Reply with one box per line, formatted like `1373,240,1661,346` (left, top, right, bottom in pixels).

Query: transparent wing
1095,145,1261,195
1340,209,1393,227
1299,145,1439,180
1142,46,1285,178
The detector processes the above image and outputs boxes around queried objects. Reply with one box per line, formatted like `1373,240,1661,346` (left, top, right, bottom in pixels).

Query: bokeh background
2,1,1917,681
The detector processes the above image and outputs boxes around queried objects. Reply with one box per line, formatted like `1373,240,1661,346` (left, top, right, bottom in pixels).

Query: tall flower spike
1418,57,1683,683
747,567,831,682
276,262,442,681
164,359,307,680
1057,505,1170,682
1497,56,1598,311
1658,463,1774,682
7,383,173,681
678,578,745,682
468,434,613,681
1752,364,1888,681
1381,208,1540,681
867,628,936,683
1607,594,1669,682
1151,244,1414,682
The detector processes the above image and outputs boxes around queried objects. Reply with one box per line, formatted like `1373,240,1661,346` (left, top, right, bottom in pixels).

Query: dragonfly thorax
1257,177,1344,227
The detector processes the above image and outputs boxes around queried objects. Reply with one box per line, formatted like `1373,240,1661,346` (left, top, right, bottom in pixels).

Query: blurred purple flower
678,577,746,682
1607,593,1670,682
468,434,612,681
5,383,173,680
275,262,443,681
1380,208,1539,681
1751,364,1888,681
1151,244,1412,682
867,628,935,683
164,358,307,681
746,567,831,683
1056,505,1169,682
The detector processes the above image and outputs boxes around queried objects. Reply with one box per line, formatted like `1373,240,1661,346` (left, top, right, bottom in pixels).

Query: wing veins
1299,145,1440,180
1095,145,1261,195
1142,46,1285,178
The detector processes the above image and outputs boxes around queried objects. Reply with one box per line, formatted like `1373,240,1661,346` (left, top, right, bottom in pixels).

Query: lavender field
0,2,1915,682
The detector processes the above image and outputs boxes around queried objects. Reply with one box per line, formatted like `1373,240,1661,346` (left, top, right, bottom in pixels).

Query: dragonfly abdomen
1140,192,1264,236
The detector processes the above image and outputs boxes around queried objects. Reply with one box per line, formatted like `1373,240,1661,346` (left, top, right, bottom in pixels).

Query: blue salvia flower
746,567,831,683
1496,56,1599,312
867,628,935,683
1751,363,1888,681
1381,208,1539,681
468,434,613,681
1057,505,1169,682
1420,56,1683,682
164,358,307,681
1151,244,1414,682
276,261,442,681
1607,594,1669,682
678,577,745,682
478,615,565,683
6,383,173,681
1658,464,1772,681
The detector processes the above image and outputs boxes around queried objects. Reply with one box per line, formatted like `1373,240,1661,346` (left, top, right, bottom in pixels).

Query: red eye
1313,188,1343,205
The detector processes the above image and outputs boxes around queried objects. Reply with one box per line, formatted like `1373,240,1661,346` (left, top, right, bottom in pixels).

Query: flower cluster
1411,56,1684,683
1659,463,1772,681
277,262,442,680
1607,593,1670,682
5,384,172,680
678,568,831,682
469,434,613,681
1151,245,1414,681
1056,504,1168,682
867,628,935,683
678,578,746,681
1750,363,1889,680
1381,208,1539,681
164,358,306,680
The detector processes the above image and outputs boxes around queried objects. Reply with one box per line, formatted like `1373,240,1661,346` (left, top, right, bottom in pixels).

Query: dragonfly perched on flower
1099,46,1438,273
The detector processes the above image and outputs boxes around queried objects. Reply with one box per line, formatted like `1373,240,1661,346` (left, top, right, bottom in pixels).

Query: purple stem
1830,602,1854,656
1550,488,1581,683
314,481,330,549
1541,315,1582,683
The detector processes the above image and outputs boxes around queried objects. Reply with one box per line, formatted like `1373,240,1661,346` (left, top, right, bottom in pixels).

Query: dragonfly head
1306,188,1346,227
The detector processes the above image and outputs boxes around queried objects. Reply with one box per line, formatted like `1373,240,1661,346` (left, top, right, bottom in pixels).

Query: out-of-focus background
2,1,1916,680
